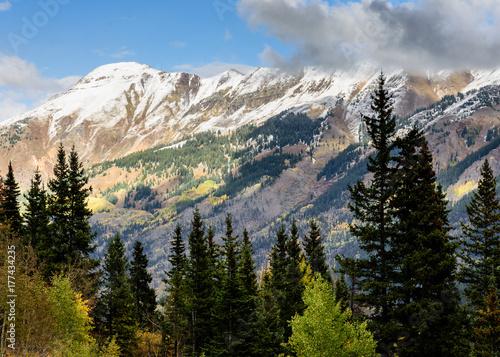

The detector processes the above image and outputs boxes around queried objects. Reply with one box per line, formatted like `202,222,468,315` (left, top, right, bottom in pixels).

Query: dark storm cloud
239,0,500,71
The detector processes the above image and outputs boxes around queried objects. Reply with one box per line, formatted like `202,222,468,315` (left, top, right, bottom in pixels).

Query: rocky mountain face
2,62,500,290
2,61,498,187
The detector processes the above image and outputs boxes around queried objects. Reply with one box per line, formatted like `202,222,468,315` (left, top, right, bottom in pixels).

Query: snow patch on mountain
4,61,500,166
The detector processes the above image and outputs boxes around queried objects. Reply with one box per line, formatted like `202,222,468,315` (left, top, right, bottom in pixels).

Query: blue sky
0,0,276,77
0,0,499,121
0,0,296,120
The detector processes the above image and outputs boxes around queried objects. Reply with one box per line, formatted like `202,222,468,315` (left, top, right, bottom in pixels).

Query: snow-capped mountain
2,61,500,186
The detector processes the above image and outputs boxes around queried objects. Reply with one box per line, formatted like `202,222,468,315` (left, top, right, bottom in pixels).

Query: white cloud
0,56,80,122
0,56,79,92
239,0,500,71
260,44,286,67
170,41,188,48
0,95,28,122
173,61,255,77
0,1,11,11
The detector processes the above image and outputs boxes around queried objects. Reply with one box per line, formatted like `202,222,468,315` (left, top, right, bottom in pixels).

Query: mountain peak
87,61,153,76
75,62,157,87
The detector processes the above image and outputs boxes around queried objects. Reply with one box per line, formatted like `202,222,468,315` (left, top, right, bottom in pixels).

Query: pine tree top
362,72,396,152
103,233,130,287
1,161,22,232
460,159,500,308
131,240,152,284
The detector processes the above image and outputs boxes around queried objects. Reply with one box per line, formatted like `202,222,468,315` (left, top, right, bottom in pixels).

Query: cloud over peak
239,0,500,71
0,56,80,122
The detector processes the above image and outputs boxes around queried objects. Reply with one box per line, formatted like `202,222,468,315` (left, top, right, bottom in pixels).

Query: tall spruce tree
0,161,22,233
269,223,289,341
67,145,96,263
303,219,330,281
254,269,284,356
266,223,291,351
47,143,97,279
130,240,156,329
205,224,225,350
218,213,242,353
391,132,463,356
186,208,213,354
282,219,304,339
270,223,288,294
239,229,257,298
47,143,70,273
206,226,223,299
23,167,50,256
164,224,188,357
100,233,137,355
234,228,259,356
337,72,398,350
459,159,500,309
207,226,220,273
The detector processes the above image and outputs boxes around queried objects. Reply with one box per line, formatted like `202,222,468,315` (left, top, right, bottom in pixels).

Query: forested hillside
81,83,500,289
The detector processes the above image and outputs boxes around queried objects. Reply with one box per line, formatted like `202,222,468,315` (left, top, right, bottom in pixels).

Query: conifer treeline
0,144,159,356
1,144,98,282
0,142,352,356
161,211,340,356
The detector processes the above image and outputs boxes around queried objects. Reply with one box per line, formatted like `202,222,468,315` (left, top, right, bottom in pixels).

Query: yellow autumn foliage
452,180,476,198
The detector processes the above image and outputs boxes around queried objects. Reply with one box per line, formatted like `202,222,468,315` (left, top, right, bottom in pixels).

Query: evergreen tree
206,226,223,303
334,273,350,312
337,72,398,350
185,208,213,354
47,143,70,273
239,229,257,298
335,258,361,316
207,226,220,271
282,218,304,339
0,161,22,232
67,145,97,263
269,223,289,343
164,224,188,357
218,213,242,354
253,269,284,356
99,233,137,355
205,224,225,350
130,240,156,329
234,228,259,356
270,223,288,294
47,143,97,279
391,133,463,356
459,159,500,308
303,219,330,281
23,167,50,258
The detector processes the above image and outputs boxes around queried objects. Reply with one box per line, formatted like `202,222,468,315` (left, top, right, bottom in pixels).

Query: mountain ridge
4,61,500,189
